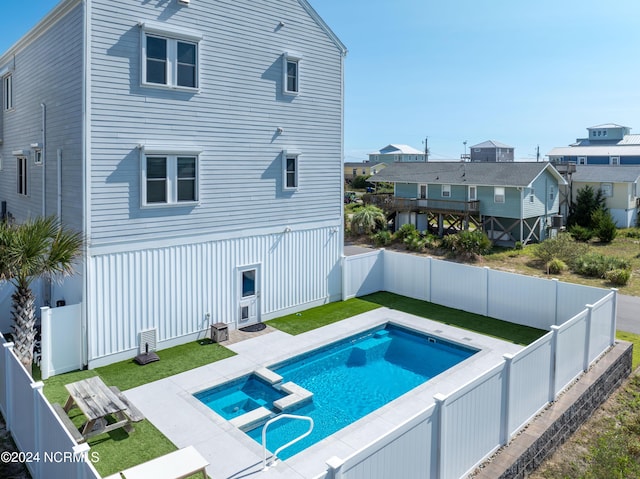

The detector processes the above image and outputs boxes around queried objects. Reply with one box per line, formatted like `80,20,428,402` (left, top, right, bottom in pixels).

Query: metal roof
617,134,640,145
370,144,425,155
547,145,640,156
470,140,513,149
368,161,566,187
587,123,629,130
572,165,640,183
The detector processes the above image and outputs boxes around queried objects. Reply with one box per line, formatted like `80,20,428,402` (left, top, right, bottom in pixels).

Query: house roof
617,134,640,145
298,0,347,56
370,144,425,155
587,123,629,130
368,161,566,187
572,165,640,183
547,145,640,157
470,140,513,149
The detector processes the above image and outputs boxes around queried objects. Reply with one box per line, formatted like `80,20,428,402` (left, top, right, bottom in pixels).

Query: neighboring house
569,166,640,228
548,124,640,165
469,140,515,162
368,144,426,164
367,162,566,244
343,161,386,183
0,0,346,368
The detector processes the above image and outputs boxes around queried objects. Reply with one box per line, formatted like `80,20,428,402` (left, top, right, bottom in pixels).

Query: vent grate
139,328,158,354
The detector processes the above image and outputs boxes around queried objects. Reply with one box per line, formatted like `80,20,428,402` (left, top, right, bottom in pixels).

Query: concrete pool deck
124,308,524,479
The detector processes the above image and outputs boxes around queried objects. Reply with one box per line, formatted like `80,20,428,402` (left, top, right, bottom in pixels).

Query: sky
2,0,640,162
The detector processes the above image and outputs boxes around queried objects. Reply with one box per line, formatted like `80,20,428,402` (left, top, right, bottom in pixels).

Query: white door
238,267,260,327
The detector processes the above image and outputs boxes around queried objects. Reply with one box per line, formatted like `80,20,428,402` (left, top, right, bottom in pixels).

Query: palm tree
0,217,83,371
350,205,387,235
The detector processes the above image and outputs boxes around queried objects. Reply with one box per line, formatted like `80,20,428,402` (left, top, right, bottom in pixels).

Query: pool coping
124,308,524,479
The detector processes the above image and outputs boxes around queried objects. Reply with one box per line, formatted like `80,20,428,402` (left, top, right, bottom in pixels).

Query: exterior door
238,266,260,327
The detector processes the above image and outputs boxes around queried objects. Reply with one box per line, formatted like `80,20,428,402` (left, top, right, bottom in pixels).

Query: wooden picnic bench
62,376,134,442
102,445,209,479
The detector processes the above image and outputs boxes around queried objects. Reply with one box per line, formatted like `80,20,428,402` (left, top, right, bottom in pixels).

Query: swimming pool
196,323,477,460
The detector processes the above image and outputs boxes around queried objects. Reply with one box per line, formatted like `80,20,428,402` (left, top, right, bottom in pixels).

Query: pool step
230,406,273,431
254,367,283,385
347,335,392,366
273,382,313,412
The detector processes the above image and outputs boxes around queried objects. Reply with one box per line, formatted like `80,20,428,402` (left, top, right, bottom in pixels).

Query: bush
371,230,392,246
573,252,631,278
442,230,492,258
605,268,632,286
591,208,618,243
351,175,372,190
624,228,640,239
547,258,568,274
569,225,594,242
395,223,417,241
513,241,523,250
403,233,427,252
533,233,589,265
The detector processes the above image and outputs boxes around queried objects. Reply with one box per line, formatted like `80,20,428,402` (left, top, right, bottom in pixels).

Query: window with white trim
3,74,13,111
282,53,300,95
610,156,620,165
468,185,477,201
577,156,587,165
141,151,199,206
529,188,535,203
283,152,299,190
17,156,27,196
600,183,613,197
441,184,451,198
141,23,200,90
494,186,505,203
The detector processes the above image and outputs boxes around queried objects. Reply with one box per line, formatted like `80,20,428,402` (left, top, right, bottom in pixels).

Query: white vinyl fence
40,304,83,380
0,333,100,479
330,249,617,479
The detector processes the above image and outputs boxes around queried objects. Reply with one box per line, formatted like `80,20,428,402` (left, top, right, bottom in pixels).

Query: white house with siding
0,0,346,368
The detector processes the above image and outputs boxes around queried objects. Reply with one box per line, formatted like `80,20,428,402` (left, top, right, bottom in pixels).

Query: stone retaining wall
473,340,633,479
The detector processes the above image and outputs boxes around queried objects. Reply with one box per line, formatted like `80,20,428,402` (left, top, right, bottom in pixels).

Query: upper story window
494,187,505,203
577,157,587,165
610,156,620,165
3,74,13,111
441,184,451,198
282,53,300,95
140,147,200,207
468,185,477,201
282,150,299,190
140,21,202,91
600,183,613,197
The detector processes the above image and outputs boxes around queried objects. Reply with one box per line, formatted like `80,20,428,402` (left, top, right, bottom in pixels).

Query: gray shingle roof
368,161,565,187
572,165,640,183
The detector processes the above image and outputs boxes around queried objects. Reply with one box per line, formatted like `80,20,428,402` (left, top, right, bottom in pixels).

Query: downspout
41,103,46,216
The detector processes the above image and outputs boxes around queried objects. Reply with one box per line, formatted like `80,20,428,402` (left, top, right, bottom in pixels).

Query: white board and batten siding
88,224,341,366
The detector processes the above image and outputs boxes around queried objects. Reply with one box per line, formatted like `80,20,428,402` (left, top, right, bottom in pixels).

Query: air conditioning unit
551,215,563,229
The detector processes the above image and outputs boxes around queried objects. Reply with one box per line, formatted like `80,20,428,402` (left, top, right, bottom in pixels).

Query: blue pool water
197,324,477,459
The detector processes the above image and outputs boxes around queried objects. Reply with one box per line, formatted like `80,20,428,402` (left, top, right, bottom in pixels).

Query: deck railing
364,193,480,214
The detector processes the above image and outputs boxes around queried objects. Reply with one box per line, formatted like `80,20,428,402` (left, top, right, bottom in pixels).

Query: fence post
610,288,618,346
549,326,560,401
326,456,344,479
552,278,559,325
3,341,15,432
73,443,92,479
32,381,45,479
502,354,514,444
484,267,491,317
427,257,432,303
341,255,347,301
433,393,447,479
40,306,51,380
583,305,593,372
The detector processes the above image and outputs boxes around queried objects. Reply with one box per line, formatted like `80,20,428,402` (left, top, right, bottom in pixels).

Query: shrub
569,225,594,242
533,233,589,266
395,223,418,241
442,230,491,258
573,252,631,278
513,241,523,250
403,233,426,252
546,258,568,275
371,230,392,246
350,205,386,234
624,228,640,239
605,268,632,286
591,208,618,243
351,175,372,190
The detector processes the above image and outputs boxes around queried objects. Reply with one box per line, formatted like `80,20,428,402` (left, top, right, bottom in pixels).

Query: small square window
600,183,613,198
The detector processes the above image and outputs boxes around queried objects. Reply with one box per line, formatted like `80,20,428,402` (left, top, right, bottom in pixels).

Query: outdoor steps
254,367,283,385
347,331,392,366
229,406,273,431
273,382,313,412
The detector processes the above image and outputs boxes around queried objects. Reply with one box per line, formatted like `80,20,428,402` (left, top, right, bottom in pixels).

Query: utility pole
424,136,429,162
536,145,540,162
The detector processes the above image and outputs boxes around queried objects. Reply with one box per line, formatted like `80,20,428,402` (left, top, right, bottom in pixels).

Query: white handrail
262,413,314,470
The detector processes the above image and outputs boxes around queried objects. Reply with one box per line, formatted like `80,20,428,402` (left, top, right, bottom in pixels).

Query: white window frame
610,156,620,165
17,155,28,196
600,183,613,198
33,148,43,165
468,185,477,201
282,53,301,95
529,188,535,203
140,147,201,207
282,150,299,191
494,186,505,203
140,22,202,91
418,184,427,199
577,156,587,165
3,73,13,111
441,184,451,198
